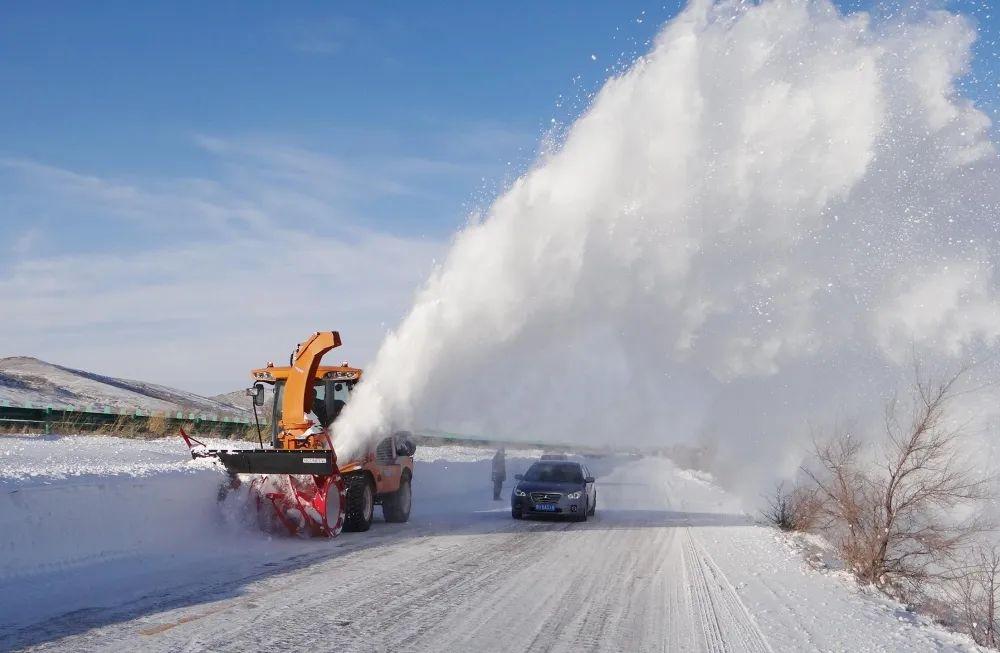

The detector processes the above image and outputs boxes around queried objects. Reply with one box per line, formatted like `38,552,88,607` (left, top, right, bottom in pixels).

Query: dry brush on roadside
943,545,1000,649
763,361,995,622
801,365,992,598
760,481,823,532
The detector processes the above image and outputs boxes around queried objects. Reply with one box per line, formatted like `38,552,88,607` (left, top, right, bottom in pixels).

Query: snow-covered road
0,437,982,652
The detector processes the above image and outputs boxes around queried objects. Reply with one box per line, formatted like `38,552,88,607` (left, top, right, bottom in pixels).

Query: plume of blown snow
335,0,1000,499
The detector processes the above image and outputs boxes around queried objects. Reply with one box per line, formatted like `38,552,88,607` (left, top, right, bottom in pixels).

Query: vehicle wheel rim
363,484,374,521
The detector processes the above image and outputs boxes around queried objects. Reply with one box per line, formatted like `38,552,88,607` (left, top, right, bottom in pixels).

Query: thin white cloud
0,231,441,394
0,141,451,394
8,228,41,256
0,121,535,392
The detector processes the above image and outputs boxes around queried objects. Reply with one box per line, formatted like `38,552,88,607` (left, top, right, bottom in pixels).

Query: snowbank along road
0,437,982,652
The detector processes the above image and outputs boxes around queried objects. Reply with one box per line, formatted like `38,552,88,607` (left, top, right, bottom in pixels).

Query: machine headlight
566,491,582,500
514,488,527,497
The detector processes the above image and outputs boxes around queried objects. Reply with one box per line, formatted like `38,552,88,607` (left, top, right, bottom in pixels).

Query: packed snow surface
0,435,983,651
0,436,215,483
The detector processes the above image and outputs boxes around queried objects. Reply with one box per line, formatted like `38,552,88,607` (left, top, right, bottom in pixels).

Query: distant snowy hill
209,389,254,412
210,387,274,417
0,356,247,417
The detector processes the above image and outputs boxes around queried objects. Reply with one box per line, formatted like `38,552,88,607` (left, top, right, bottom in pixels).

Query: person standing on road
492,447,506,500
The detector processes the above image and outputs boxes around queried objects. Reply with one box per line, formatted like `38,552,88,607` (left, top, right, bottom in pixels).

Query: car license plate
534,503,557,512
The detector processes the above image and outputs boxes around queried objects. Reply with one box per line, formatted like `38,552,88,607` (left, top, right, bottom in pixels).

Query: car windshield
523,462,583,483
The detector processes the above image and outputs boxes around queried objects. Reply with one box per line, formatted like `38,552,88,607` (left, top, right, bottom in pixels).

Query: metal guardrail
0,403,606,451
0,402,253,437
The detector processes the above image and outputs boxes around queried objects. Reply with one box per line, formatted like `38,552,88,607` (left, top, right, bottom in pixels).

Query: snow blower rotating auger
181,331,351,537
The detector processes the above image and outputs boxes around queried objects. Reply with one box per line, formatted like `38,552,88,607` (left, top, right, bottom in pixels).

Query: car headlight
566,491,582,500
514,488,527,497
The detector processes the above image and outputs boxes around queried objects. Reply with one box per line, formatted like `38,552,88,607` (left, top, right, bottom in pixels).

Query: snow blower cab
181,331,415,537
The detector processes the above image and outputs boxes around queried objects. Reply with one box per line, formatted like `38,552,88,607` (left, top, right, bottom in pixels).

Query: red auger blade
251,471,346,537
179,428,346,538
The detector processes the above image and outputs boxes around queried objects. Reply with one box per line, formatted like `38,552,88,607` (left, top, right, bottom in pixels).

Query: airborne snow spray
337,0,1000,499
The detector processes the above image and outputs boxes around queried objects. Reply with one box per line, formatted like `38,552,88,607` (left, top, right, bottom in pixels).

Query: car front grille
530,492,561,504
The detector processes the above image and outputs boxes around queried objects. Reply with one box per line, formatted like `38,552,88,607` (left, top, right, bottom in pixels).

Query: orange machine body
249,332,412,497
182,330,413,537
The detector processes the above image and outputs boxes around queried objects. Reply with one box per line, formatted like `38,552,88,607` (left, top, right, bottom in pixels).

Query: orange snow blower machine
181,331,415,537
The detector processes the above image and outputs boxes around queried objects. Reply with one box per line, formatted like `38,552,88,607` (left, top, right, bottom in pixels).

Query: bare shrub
108,414,141,438
146,413,169,437
946,546,1000,649
0,423,30,435
242,424,268,443
803,365,991,596
761,481,823,532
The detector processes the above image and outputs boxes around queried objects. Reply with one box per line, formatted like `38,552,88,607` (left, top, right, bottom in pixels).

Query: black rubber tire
511,508,523,520
343,473,375,532
589,493,597,516
383,473,412,523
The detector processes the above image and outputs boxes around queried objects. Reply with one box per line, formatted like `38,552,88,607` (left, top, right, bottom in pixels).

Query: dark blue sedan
511,460,596,521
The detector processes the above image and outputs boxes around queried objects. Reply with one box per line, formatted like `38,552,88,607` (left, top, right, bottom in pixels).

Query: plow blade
210,449,336,475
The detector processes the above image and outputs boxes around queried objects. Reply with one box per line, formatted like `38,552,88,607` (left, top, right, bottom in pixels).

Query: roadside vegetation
762,362,998,648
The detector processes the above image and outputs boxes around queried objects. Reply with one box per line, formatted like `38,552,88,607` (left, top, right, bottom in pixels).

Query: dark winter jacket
492,450,507,481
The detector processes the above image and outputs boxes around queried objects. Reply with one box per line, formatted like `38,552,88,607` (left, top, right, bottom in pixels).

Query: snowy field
0,434,984,652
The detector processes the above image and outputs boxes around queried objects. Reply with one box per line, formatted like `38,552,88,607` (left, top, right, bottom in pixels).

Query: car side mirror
246,384,266,407
515,474,523,481
585,476,595,483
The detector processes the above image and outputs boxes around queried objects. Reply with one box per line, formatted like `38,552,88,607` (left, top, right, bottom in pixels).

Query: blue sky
1,1,997,394
0,2,679,236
